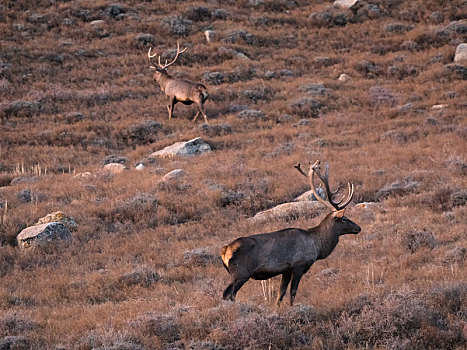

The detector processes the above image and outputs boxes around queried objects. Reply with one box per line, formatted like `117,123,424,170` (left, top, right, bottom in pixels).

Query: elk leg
223,276,249,301
222,283,235,301
192,111,200,122
193,100,208,123
276,272,292,306
167,97,176,119
289,271,304,306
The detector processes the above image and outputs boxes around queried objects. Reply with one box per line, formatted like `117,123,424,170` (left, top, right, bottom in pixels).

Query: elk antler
147,42,187,70
295,161,354,211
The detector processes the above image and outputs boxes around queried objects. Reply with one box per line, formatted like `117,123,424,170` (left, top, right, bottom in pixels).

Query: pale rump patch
221,241,242,267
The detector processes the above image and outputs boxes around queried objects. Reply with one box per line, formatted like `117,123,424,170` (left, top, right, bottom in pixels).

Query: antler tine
296,160,355,211
309,161,337,211
148,47,158,59
295,161,333,210
148,47,158,69
294,163,308,177
158,42,188,70
337,182,354,209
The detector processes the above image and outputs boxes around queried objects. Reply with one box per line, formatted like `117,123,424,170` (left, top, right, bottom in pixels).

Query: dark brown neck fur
308,212,340,259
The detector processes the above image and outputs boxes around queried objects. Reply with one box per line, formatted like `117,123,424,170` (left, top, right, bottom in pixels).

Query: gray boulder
150,137,211,158
17,222,71,250
250,201,325,223
454,43,467,65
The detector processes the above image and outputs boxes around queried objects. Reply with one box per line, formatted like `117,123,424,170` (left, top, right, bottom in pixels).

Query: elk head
147,42,187,82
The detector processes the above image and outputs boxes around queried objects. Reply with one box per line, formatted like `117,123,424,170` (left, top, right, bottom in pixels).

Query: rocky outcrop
150,137,211,158
17,222,71,250
250,201,325,223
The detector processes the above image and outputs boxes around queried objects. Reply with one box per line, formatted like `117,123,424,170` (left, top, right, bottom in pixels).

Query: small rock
17,222,71,250
90,20,105,26
334,0,360,10
338,73,352,82
161,169,186,181
135,164,145,171
103,163,128,174
454,43,467,65
431,104,448,110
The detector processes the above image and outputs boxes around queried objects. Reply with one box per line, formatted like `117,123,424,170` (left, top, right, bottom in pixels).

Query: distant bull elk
147,43,209,123
220,160,361,306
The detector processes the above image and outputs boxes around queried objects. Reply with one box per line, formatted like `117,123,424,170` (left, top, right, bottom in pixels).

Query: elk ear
332,209,345,219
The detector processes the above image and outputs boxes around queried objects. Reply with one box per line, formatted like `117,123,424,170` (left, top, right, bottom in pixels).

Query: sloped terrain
0,0,466,349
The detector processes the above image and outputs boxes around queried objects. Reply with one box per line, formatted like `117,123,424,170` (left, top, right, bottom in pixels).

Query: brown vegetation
0,0,466,349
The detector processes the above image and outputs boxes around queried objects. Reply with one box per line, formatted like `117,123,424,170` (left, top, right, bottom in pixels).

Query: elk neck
307,212,340,260
154,69,171,87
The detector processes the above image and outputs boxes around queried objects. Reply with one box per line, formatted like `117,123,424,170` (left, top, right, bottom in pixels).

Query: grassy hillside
0,0,466,349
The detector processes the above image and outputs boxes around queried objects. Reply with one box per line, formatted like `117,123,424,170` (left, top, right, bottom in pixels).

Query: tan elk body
148,43,209,123
221,161,361,306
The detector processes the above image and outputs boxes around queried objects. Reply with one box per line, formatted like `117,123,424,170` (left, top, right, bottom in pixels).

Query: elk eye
342,218,347,223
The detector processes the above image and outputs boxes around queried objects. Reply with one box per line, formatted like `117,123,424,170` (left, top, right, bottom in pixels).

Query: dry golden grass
0,0,466,349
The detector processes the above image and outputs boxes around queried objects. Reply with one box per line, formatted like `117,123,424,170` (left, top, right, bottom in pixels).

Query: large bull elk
147,43,209,123
220,160,361,306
